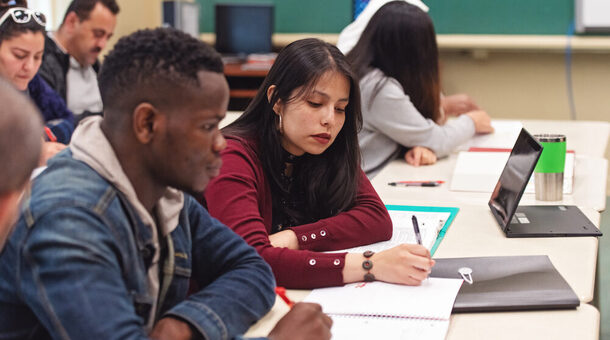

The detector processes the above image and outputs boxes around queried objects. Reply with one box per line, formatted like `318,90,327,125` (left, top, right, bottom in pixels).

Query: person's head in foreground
0,77,42,250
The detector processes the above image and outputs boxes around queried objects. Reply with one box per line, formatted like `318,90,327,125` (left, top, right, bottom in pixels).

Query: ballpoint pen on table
388,180,444,187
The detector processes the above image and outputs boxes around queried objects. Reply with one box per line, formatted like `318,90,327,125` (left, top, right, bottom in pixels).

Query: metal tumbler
533,134,566,201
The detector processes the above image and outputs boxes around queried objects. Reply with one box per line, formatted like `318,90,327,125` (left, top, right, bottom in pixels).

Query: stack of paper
450,150,574,194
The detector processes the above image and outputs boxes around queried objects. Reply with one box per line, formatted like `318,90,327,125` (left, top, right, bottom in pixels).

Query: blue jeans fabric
0,150,275,339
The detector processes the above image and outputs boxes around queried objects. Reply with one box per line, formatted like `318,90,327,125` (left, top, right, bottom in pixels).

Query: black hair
223,38,363,221
0,77,42,193
347,1,441,122
62,0,119,24
0,1,46,45
98,27,224,119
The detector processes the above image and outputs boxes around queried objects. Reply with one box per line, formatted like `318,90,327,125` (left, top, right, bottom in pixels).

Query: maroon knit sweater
204,136,392,289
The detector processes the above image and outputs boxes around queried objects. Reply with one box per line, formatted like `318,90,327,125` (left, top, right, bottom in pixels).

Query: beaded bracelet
362,250,375,282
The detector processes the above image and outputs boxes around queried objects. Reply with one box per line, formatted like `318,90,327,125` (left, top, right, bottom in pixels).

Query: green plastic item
534,137,566,174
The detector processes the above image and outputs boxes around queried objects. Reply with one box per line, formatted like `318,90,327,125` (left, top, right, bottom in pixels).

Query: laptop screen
488,128,543,228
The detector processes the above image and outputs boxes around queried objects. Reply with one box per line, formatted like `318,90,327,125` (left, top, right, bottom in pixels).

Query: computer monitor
215,3,274,55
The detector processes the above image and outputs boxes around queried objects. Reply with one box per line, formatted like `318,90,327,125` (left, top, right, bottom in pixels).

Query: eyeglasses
0,7,46,28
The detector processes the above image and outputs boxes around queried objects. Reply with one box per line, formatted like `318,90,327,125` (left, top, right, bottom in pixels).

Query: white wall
28,0,71,31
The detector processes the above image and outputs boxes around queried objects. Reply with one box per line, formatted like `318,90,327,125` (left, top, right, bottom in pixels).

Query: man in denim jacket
0,28,331,340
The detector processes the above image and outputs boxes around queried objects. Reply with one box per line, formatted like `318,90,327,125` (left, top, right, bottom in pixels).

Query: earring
276,112,283,134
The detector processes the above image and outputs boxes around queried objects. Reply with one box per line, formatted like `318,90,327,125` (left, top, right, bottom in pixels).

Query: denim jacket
0,149,275,339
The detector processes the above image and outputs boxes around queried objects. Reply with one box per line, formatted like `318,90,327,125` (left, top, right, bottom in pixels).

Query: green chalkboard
197,0,577,35
197,0,353,33
425,0,574,35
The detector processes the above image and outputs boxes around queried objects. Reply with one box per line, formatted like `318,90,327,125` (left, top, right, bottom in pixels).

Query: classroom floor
598,196,610,340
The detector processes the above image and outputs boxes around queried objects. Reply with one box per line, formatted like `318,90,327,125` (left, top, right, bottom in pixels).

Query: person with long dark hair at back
0,0,74,163
204,38,435,289
348,1,494,176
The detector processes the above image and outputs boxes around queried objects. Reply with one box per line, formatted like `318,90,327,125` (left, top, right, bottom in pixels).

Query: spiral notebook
304,278,463,340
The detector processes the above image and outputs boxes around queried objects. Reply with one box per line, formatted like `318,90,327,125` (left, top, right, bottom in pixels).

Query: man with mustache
39,0,119,122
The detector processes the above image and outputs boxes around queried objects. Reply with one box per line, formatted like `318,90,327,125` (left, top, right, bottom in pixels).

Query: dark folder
429,255,580,312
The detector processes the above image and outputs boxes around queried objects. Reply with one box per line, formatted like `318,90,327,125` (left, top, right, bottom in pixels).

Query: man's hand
40,141,66,166
150,317,194,340
268,303,333,340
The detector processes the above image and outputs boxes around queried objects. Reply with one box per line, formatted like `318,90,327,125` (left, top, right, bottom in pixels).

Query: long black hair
347,1,441,122
223,38,363,220
0,1,46,45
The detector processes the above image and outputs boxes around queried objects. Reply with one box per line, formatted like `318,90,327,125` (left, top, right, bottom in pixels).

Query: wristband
363,250,375,282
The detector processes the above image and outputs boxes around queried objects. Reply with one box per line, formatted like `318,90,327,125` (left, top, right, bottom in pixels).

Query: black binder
430,255,580,312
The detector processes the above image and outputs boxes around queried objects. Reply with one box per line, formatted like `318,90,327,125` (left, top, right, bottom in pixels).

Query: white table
372,154,608,211
424,203,599,303
521,120,609,158
246,291,600,340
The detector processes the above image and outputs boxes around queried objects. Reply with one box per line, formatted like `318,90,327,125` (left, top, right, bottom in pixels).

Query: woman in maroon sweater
204,38,434,289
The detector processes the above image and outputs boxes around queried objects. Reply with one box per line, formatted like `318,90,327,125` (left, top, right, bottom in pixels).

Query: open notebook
304,279,463,340
331,205,458,255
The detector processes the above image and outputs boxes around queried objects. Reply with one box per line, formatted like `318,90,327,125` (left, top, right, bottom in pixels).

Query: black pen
411,215,423,246
388,181,444,187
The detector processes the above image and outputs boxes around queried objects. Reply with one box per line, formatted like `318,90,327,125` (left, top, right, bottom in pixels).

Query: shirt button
301,235,307,241
320,230,327,236
333,259,341,266
309,259,316,266
311,233,316,239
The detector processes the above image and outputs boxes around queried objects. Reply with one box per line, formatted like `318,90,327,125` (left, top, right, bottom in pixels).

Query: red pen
44,127,57,142
275,286,295,308
388,180,444,187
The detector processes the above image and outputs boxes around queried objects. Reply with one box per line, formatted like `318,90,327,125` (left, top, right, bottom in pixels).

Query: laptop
430,255,580,312
488,128,602,237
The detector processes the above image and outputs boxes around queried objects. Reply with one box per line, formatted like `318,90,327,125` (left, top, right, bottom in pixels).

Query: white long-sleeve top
337,0,429,54
358,69,476,177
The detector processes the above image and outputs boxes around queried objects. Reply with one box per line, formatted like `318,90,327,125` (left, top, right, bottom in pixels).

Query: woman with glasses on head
347,1,494,176
204,38,435,289
0,0,74,162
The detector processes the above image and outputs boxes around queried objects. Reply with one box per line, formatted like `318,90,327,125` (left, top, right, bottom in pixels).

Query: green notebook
332,205,459,256
385,205,459,255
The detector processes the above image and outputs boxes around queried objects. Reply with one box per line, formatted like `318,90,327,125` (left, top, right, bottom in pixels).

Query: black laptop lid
488,128,543,230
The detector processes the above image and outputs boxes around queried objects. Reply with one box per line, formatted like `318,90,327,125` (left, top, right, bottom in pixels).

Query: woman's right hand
466,110,494,134
344,244,435,286
370,244,435,285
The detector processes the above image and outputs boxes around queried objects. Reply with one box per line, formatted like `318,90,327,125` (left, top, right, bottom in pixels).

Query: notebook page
329,210,450,253
304,278,462,320
450,151,574,194
457,120,523,150
329,314,449,340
